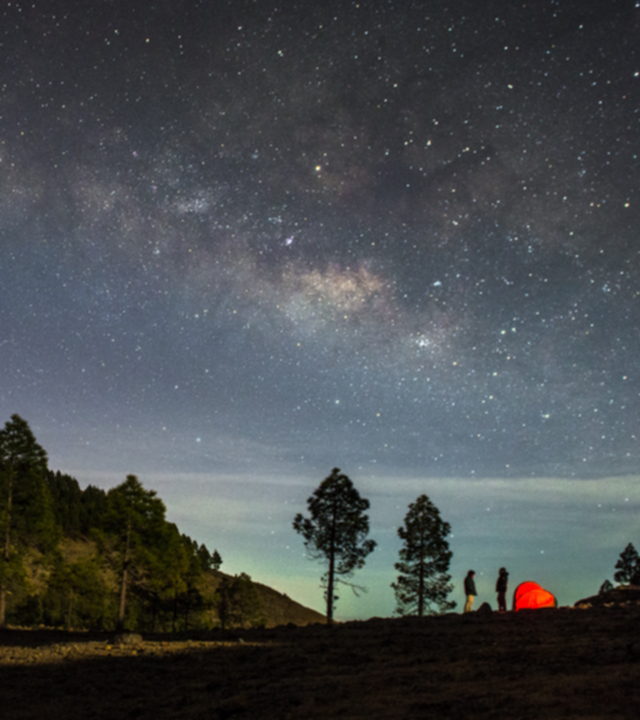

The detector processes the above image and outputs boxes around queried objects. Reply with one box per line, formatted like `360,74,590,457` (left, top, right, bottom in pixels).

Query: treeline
0,414,264,632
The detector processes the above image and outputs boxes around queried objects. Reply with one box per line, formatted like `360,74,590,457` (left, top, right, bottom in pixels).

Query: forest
0,414,268,632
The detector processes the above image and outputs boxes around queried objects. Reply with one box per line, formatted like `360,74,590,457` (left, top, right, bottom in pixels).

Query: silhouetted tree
214,576,234,629
142,523,190,632
233,573,262,627
46,472,108,537
175,533,209,632
293,468,376,624
0,415,55,627
80,485,108,534
391,494,455,617
46,471,83,536
104,475,166,631
614,543,640,585
211,548,223,571
598,579,614,595
180,549,206,632
192,543,223,572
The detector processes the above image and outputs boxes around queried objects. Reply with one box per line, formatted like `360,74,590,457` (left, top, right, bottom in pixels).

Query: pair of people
463,567,509,613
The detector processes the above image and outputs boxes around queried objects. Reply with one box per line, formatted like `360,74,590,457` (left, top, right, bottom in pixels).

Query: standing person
496,567,509,613
464,569,477,613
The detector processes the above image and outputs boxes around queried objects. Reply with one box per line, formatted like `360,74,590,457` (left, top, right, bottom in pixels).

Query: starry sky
1,0,639,618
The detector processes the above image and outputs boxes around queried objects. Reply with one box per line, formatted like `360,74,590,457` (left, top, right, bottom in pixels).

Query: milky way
2,0,640,488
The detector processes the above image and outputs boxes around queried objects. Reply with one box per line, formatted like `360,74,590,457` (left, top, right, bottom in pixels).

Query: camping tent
512,581,557,611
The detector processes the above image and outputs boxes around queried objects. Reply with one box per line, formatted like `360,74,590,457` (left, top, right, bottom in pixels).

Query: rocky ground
1,600,639,719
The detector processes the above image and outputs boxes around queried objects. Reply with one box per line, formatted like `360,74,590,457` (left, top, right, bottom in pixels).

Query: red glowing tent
512,581,557,611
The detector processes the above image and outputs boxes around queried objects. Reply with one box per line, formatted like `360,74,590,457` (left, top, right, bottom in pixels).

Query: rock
476,602,493,616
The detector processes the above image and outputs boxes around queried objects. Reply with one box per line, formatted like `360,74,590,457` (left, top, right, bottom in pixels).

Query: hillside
249,579,326,627
0,428,326,633
53,537,326,629
199,571,326,628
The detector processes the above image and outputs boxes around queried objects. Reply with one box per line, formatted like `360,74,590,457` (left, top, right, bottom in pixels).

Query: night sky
2,0,639,618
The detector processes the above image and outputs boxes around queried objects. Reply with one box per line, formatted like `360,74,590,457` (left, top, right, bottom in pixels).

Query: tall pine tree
293,468,376,624
0,415,55,627
104,475,166,631
391,494,455,617
614,543,640,585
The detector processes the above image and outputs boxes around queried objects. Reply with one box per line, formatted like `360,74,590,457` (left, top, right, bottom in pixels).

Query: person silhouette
464,569,477,613
496,567,509,613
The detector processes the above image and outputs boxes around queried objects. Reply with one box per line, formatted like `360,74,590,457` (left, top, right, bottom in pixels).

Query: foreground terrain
1,602,639,719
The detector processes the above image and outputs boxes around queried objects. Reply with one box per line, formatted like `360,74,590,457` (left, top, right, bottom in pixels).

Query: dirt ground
1,604,639,719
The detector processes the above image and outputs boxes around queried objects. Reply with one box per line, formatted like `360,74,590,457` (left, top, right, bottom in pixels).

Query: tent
512,581,557,611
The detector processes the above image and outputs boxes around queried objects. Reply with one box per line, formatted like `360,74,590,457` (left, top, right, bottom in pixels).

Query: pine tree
80,485,108,534
211,548,223,571
598,579,614,595
391,494,455,617
232,573,264,628
214,576,235,629
614,543,640,585
0,415,54,627
104,475,166,631
140,522,191,632
180,538,206,632
46,471,83,536
195,542,221,571
293,468,376,624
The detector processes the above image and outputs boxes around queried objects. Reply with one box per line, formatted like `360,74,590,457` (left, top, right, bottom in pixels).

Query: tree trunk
0,466,13,628
418,533,425,618
172,589,178,633
151,593,157,632
116,520,131,631
184,590,190,632
326,500,337,625
67,591,74,631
